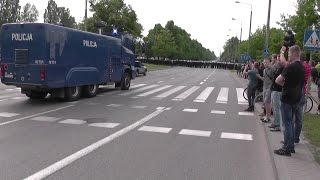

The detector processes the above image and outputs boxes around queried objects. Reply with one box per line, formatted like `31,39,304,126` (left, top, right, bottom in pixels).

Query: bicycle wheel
305,96,313,113
243,87,248,100
254,94,263,108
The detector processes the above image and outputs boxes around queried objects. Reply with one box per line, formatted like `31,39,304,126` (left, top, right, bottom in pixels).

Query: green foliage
44,0,76,28
144,21,216,60
0,0,21,26
44,0,59,24
89,0,143,37
20,3,39,22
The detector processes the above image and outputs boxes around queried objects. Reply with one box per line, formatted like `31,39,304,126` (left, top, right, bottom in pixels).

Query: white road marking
179,129,211,137
59,119,86,125
107,104,122,107
221,132,253,141
23,107,166,180
130,84,146,89
155,86,186,99
216,87,229,104
171,78,175,79
211,110,226,114
172,86,200,101
30,116,60,122
0,99,8,102
0,105,74,126
0,112,20,117
238,112,254,116
157,81,163,83
194,87,214,103
204,80,207,82
88,123,120,128
12,97,28,100
0,95,9,99
136,85,172,97
200,82,204,85
183,108,198,112
236,88,248,105
5,89,15,91
131,105,147,109
119,85,159,96
138,126,172,133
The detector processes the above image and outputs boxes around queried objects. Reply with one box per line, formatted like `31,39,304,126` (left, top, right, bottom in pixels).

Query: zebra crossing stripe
172,86,200,101
137,85,172,97
194,87,214,102
130,84,146,89
236,88,248,105
119,85,159,96
0,112,20,117
216,87,229,104
155,86,186,99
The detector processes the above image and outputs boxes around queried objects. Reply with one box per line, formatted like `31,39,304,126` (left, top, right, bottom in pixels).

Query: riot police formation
139,58,244,70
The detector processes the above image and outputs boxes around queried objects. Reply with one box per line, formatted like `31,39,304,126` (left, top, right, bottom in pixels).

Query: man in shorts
261,58,273,123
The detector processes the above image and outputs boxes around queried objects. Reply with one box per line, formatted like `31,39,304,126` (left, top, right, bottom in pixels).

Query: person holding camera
274,45,305,156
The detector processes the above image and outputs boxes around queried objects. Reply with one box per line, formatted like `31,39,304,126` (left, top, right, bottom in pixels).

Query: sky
20,0,298,56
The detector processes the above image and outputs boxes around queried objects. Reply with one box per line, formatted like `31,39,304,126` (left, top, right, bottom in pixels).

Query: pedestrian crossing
119,84,248,105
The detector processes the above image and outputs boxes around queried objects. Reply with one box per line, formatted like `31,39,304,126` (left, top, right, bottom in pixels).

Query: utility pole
265,0,272,51
85,0,88,31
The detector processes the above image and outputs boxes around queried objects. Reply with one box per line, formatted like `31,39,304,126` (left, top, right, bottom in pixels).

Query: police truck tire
121,72,131,90
82,84,98,98
64,86,81,101
143,71,146,76
26,91,48,99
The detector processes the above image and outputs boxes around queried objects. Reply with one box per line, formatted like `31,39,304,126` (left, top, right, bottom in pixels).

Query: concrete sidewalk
233,72,320,180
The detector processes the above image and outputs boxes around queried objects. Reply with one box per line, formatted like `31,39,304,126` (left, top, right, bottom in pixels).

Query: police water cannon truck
0,23,136,101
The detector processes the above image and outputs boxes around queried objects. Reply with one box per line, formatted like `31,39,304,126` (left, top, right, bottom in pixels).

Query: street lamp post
232,18,242,62
235,1,252,56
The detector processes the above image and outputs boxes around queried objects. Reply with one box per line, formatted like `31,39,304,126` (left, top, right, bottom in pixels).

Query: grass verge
303,113,320,163
144,63,171,71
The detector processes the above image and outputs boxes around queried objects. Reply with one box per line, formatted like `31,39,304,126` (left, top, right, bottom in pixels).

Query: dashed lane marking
59,119,86,125
107,104,122,107
131,105,147,109
88,123,120,128
30,116,60,122
210,110,226,115
0,112,20,117
179,129,211,137
138,126,172,133
220,132,253,141
238,112,254,116
183,108,198,112
0,105,74,126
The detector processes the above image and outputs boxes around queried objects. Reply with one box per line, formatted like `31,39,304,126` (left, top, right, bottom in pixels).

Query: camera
283,30,295,48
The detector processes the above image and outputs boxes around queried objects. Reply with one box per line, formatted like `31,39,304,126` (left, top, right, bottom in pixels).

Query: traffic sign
263,48,269,56
240,54,251,62
304,30,320,50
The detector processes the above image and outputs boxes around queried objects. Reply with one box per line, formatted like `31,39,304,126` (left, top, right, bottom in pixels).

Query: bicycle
304,93,319,113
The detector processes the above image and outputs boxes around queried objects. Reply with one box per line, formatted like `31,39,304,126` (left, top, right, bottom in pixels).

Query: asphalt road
0,67,277,180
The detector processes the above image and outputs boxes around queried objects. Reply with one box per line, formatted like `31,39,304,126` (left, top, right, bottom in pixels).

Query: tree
58,7,76,28
0,0,21,26
44,0,76,28
90,0,143,37
44,0,60,24
20,3,39,22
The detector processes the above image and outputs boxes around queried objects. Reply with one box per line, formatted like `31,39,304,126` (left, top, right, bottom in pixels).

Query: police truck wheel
64,86,81,101
82,84,98,98
26,91,48,99
121,72,131,90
